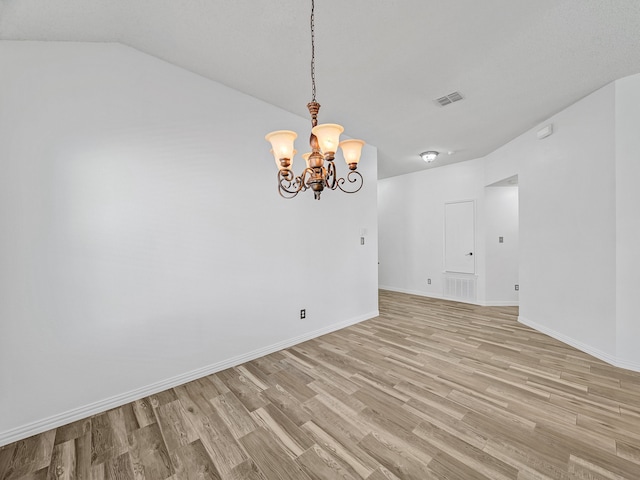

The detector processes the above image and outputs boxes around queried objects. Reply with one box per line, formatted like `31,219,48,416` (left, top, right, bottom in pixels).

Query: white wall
615,74,640,368
0,41,379,444
485,186,519,304
378,159,486,300
487,84,618,359
380,75,640,370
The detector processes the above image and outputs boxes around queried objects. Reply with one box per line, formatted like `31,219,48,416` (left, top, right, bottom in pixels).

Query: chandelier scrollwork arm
277,169,303,199
325,160,338,190
336,170,364,194
278,167,322,199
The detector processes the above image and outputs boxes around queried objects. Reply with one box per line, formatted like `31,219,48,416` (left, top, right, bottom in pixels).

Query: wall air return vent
443,273,477,302
435,91,464,107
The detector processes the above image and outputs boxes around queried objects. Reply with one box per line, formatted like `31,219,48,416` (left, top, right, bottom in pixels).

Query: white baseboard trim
611,356,640,372
379,285,443,299
441,296,482,306
483,300,520,307
0,310,378,447
518,316,640,373
379,286,518,307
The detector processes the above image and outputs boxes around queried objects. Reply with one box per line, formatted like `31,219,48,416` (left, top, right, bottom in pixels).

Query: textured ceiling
2,0,640,178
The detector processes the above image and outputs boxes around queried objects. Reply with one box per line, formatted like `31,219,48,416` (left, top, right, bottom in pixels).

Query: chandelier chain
310,0,316,102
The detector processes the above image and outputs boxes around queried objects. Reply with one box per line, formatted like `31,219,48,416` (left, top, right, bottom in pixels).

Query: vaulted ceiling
2,0,640,178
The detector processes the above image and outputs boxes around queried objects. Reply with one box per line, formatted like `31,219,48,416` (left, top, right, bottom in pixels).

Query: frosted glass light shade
265,130,297,160
339,139,365,165
311,123,344,155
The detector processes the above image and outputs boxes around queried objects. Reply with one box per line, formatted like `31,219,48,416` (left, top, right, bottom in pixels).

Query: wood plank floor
2,290,640,479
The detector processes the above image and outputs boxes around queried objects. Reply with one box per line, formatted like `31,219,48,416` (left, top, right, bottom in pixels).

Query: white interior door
445,201,475,273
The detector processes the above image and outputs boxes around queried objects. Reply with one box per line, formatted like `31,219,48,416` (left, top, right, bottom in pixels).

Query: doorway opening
485,175,519,306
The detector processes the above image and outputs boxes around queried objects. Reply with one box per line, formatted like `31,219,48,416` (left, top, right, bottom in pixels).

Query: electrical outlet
360,237,365,245
427,278,431,285
515,285,519,291
300,309,306,319
499,236,504,243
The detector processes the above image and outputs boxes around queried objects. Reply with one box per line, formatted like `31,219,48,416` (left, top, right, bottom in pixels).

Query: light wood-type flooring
2,290,640,479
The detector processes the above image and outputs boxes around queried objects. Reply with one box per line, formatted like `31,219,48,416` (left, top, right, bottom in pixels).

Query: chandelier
265,0,365,200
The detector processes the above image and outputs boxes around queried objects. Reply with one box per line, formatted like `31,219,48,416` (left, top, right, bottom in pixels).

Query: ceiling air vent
435,91,464,107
